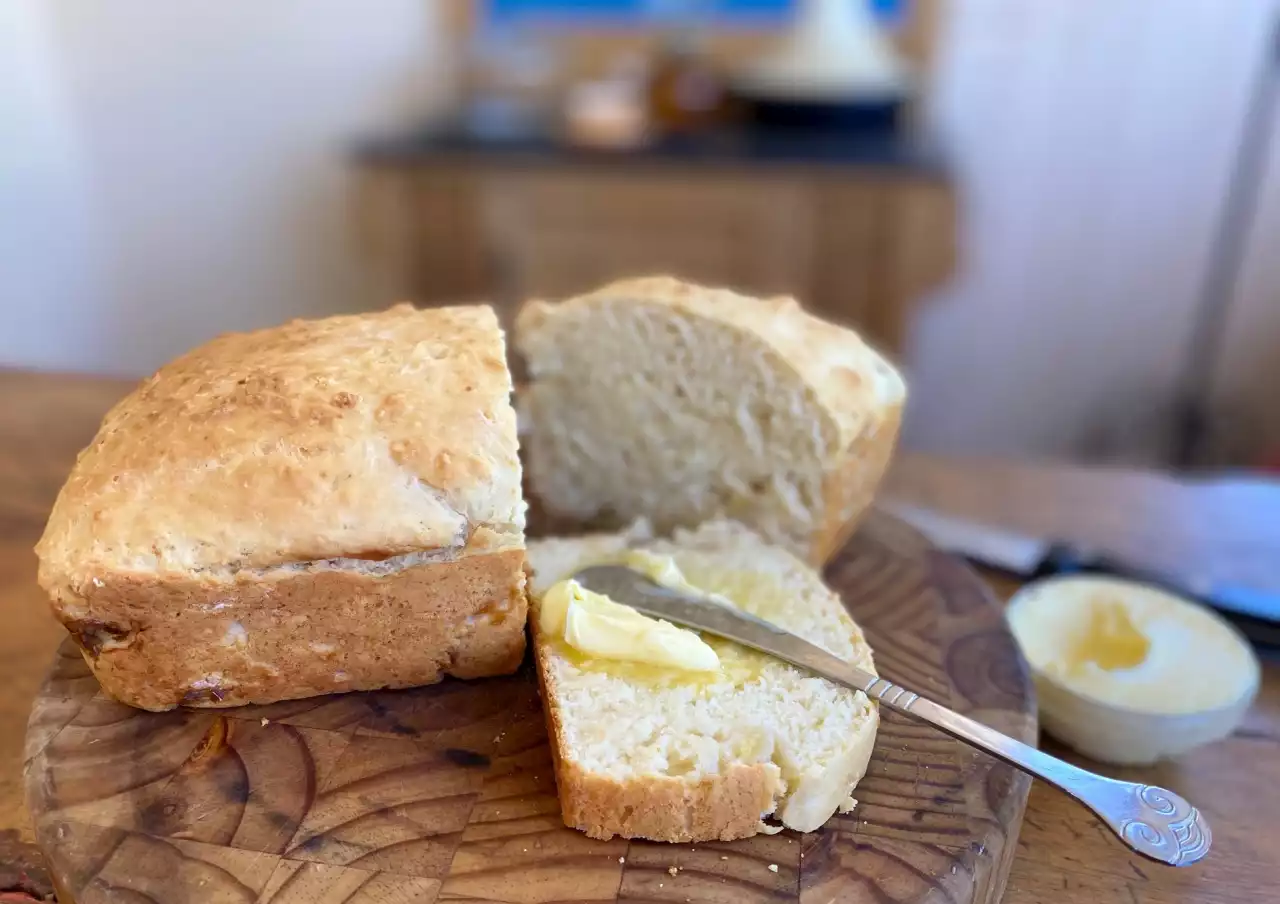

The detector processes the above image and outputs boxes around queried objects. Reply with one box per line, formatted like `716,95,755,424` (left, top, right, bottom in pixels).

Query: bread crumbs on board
768,864,779,872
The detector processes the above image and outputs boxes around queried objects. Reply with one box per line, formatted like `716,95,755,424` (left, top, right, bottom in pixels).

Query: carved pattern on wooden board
25,512,1036,904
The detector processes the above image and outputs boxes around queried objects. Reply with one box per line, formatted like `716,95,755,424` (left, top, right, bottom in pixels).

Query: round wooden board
25,511,1036,904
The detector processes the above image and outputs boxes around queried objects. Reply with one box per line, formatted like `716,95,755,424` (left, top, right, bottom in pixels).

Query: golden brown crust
55,548,528,711
532,631,781,842
811,399,905,565
559,761,781,843
37,304,524,592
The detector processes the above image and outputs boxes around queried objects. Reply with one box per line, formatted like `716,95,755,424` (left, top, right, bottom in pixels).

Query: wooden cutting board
25,511,1036,904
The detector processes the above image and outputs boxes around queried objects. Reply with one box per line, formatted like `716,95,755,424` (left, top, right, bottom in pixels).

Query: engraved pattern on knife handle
1115,784,1213,867
898,694,1213,868
862,676,920,712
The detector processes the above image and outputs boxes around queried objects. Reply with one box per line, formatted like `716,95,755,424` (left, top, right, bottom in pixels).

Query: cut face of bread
528,520,879,842
35,304,528,710
515,276,905,565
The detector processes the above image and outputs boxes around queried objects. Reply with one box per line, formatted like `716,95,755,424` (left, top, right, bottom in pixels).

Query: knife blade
884,501,1280,647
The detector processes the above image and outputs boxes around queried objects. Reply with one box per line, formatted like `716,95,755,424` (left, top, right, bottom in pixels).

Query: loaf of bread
515,276,905,566
35,304,528,711
527,520,879,842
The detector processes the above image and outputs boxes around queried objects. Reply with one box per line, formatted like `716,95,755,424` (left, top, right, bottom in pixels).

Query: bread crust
35,304,529,710
533,632,782,842
58,547,528,712
37,304,524,591
812,399,904,565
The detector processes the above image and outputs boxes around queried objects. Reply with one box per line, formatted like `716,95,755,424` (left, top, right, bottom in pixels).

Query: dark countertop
351,117,949,176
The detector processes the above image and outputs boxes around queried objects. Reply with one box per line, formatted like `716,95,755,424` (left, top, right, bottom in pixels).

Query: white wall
0,1,110,372
904,0,1280,462
5,0,1280,463
1209,82,1280,464
0,0,451,375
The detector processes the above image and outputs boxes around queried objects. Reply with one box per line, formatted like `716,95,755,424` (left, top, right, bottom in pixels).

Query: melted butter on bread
539,578,719,672
622,549,736,609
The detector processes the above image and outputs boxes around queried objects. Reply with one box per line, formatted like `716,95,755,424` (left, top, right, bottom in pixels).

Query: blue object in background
485,0,905,26
485,0,790,23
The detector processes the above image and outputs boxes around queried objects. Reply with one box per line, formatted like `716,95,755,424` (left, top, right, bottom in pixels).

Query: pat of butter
540,578,720,672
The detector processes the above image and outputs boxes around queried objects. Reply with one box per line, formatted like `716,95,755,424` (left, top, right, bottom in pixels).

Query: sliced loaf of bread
527,520,879,842
515,276,905,565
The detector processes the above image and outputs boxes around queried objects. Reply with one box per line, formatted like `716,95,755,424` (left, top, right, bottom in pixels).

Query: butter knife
572,565,1212,867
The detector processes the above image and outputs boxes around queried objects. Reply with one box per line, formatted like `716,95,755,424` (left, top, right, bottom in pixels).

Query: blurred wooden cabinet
356,161,955,354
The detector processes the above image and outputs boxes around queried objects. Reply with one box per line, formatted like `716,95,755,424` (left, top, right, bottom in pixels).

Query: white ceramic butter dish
1007,575,1260,765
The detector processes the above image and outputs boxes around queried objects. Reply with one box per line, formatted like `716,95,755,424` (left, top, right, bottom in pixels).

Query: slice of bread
528,520,879,842
515,276,905,566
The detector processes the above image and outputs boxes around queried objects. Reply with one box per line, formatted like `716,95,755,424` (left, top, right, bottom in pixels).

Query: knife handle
872,685,1211,867
1035,543,1280,648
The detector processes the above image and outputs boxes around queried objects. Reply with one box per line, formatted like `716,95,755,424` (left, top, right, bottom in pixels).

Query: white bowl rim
1004,573,1262,719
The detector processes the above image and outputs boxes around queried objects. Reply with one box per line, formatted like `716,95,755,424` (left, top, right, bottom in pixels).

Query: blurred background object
354,0,950,377
462,24,561,139
4,0,1280,470
734,0,911,130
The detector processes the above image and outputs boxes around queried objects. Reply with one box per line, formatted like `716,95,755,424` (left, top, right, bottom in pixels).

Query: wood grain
25,508,1035,904
5,371,1280,904
0,372,140,883
355,165,955,355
